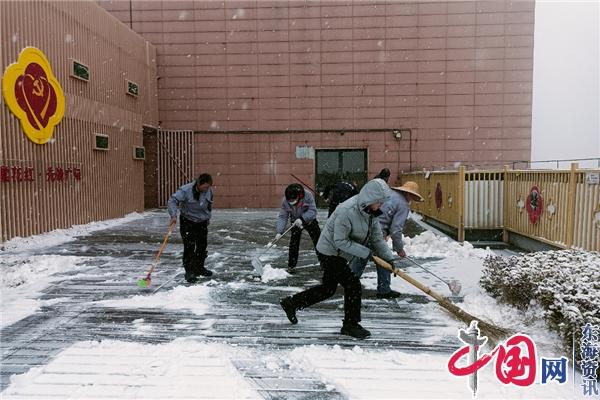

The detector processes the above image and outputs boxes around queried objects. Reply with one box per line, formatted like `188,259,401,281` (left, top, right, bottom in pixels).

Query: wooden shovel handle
145,221,176,276
371,255,511,338
372,256,448,304
154,221,176,262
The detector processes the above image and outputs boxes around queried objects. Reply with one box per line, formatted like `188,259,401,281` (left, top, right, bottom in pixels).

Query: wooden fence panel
403,171,460,229
404,165,599,251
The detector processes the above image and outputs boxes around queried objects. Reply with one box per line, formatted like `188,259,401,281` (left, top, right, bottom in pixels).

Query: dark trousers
180,216,208,276
288,219,322,268
290,255,362,325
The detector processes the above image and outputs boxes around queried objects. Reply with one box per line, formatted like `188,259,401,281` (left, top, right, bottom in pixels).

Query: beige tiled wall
98,0,535,207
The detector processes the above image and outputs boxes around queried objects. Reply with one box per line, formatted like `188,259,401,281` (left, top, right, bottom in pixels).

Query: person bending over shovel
275,183,322,272
322,179,359,217
350,181,424,299
168,173,214,283
279,178,399,339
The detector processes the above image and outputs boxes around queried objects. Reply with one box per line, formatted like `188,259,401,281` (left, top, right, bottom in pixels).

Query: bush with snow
480,250,600,361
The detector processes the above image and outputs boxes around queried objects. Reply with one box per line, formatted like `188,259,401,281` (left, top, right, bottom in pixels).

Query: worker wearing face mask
274,183,322,272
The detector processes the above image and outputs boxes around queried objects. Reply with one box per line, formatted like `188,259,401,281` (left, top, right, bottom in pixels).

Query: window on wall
315,149,368,208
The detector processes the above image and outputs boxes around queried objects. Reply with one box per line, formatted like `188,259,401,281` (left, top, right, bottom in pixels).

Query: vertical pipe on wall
502,165,509,242
457,166,465,242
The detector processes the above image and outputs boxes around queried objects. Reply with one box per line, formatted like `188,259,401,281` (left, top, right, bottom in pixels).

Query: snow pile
1,254,87,289
0,254,89,328
362,230,492,298
260,264,290,282
408,211,422,221
1,212,144,252
95,284,211,316
481,250,600,358
403,231,492,259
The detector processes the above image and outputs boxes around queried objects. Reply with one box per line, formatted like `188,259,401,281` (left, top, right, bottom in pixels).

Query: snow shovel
251,224,294,275
372,255,511,340
402,256,462,296
137,220,176,288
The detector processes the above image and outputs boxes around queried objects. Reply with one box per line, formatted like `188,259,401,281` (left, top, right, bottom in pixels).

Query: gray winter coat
378,189,410,252
316,179,396,263
167,182,213,223
276,188,317,233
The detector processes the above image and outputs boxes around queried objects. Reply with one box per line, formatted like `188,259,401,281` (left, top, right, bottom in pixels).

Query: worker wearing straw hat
351,181,424,298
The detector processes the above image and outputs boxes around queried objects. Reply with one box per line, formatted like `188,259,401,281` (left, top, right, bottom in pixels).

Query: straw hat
392,181,424,202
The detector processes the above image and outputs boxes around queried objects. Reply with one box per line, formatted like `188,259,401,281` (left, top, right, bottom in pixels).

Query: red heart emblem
14,63,57,129
435,182,443,210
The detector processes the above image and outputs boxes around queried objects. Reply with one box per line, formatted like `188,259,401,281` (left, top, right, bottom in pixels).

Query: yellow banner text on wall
2,47,65,144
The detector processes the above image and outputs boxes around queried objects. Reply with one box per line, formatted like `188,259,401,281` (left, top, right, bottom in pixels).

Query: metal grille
157,130,194,207
464,172,504,229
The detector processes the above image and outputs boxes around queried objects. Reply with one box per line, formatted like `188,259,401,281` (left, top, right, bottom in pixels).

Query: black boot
185,272,198,283
340,322,371,339
376,290,401,299
197,251,213,277
280,297,298,324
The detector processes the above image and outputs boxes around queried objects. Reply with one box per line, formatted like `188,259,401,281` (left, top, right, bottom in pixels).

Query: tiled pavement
1,210,458,398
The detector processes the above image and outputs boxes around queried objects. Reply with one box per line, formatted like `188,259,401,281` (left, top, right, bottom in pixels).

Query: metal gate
157,130,194,207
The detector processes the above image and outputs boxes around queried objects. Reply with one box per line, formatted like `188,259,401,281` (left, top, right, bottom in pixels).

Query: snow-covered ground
0,210,590,399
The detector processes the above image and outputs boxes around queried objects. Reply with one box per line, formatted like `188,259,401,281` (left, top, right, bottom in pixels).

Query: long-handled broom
137,221,176,288
372,255,511,340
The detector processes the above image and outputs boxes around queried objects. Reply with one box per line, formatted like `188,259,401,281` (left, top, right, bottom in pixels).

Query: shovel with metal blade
400,256,462,296
137,220,176,288
251,225,294,275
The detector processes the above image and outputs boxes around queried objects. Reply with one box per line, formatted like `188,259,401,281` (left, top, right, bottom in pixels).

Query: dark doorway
142,125,159,209
315,149,368,207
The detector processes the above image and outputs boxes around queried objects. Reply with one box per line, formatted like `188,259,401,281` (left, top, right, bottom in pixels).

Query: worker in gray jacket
168,173,214,283
351,181,424,298
275,183,322,272
279,178,398,339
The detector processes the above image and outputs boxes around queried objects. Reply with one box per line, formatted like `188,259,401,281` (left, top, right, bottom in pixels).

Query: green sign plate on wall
72,60,89,81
